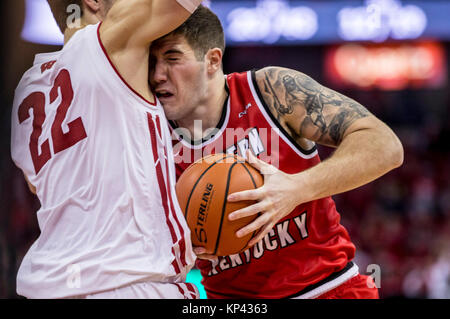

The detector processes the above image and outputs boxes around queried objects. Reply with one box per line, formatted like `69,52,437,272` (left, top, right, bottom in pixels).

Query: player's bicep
103,0,192,49
256,67,372,148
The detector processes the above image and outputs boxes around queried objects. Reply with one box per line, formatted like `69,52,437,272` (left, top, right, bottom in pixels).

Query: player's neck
176,76,228,141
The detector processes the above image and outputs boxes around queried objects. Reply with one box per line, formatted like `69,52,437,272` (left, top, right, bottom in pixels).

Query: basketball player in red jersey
11,0,203,298
149,6,404,299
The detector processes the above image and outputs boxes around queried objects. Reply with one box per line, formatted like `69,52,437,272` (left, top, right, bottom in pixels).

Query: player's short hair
160,5,225,61
47,0,83,33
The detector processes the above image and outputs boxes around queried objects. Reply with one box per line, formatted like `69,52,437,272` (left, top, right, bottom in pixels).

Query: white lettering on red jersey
11,23,196,298
170,70,356,298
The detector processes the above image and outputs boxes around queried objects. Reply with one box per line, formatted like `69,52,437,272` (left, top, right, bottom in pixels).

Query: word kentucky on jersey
208,211,308,277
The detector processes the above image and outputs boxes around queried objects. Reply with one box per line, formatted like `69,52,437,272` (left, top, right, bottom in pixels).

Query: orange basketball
176,153,264,256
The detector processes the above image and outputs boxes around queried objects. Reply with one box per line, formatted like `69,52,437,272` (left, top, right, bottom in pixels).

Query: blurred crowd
331,88,450,299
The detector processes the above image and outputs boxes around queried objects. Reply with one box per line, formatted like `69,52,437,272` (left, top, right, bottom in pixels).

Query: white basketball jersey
11,23,196,298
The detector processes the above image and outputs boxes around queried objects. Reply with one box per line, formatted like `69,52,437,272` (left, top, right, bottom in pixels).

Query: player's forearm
142,0,201,41
293,119,403,204
104,0,202,47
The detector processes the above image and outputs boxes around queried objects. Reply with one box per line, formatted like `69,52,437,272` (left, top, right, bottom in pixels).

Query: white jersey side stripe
154,114,191,270
147,113,183,273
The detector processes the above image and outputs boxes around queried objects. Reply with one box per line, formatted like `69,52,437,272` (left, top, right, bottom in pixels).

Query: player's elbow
393,139,404,169
368,119,404,171
384,133,404,170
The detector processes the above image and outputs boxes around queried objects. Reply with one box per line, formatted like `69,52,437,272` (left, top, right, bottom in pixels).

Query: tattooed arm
255,66,403,188
225,66,404,248
258,66,373,147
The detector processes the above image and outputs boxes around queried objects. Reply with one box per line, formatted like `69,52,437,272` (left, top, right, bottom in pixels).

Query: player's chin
164,107,183,122
158,99,177,115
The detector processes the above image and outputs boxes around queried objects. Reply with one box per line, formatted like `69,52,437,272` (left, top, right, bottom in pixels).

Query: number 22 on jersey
18,68,87,175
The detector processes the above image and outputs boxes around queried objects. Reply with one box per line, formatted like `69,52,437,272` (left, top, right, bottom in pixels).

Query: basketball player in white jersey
10,0,203,299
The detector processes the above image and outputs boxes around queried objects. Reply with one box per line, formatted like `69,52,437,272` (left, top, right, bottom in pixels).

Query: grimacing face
149,35,209,122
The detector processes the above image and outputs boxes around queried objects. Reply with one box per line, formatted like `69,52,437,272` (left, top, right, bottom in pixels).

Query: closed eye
164,49,183,62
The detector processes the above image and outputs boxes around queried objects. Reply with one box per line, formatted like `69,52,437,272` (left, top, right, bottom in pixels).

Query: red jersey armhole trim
96,22,157,106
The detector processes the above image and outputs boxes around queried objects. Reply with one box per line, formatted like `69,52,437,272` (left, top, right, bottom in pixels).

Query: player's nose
150,61,168,85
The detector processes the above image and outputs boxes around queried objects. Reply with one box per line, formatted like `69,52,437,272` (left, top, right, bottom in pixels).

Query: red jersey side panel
172,70,356,298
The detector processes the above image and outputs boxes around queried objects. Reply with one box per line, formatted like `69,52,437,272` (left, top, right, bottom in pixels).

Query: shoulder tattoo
258,67,371,146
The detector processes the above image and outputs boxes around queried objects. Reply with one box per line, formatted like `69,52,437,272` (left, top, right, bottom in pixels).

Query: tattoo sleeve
258,67,371,147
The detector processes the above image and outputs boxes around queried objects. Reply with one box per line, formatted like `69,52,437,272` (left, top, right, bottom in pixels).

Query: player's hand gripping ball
176,153,264,256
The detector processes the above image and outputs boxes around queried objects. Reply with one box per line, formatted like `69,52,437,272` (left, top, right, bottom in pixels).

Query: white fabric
74,281,199,299
11,23,196,299
291,263,359,299
176,0,203,13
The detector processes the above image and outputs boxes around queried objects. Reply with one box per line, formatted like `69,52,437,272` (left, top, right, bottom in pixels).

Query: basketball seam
213,162,238,256
239,163,261,253
182,154,236,218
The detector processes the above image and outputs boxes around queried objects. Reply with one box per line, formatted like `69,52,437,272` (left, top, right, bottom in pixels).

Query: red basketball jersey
171,70,356,298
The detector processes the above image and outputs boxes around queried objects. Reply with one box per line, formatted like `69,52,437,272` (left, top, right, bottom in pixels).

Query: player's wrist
291,169,321,204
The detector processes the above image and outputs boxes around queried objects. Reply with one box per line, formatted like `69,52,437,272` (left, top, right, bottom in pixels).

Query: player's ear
83,0,101,14
206,48,223,74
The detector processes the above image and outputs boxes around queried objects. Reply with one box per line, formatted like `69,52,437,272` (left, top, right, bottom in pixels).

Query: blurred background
1,0,449,299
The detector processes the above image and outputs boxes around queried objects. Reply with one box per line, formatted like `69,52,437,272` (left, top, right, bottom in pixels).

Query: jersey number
18,69,87,174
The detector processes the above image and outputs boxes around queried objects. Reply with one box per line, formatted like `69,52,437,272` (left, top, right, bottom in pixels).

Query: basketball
176,153,264,256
